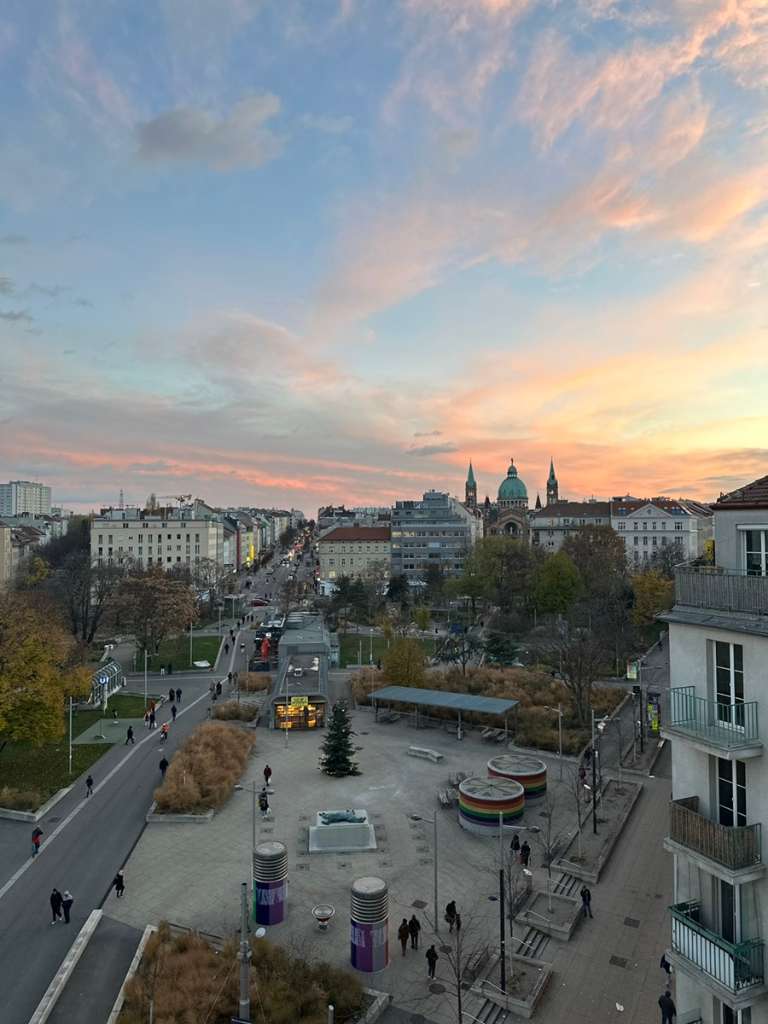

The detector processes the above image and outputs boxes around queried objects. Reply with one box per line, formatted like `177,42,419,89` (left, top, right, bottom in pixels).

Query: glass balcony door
744,529,768,577
715,642,745,731
718,759,747,828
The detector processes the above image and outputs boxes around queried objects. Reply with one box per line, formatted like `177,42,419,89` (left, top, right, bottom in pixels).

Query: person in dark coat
32,827,43,857
168,687,175,703
259,789,270,818
159,757,169,777
658,990,676,1023
113,871,125,898
445,901,457,932
510,833,520,858
85,775,94,797
125,725,135,745
580,886,593,918
171,703,177,721
149,711,156,730
660,953,671,979
50,888,63,924
426,945,438,979
264,764,272,788
62,891,74,923
520,841,531,867
408,914,421,949
397,919,410,956
176,687,182,704
215,680,222,697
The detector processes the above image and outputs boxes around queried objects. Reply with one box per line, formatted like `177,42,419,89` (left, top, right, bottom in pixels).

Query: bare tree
531,617,607,726
533,791,569,913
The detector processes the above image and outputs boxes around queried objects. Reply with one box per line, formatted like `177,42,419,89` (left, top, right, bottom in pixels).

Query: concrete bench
408,746,444,763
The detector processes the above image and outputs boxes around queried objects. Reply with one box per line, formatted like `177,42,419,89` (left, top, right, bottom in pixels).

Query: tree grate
428,983,445,995
610,955,628,968
412,899,427,909
623,917,640,928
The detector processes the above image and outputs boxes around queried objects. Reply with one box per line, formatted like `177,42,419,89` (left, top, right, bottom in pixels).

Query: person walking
426,945,438,979
259,788,270,819
660,953,672,980
398,919,410,956
264,764,273,789
31,828,43,858
160,722,169,742
215,680,222,697
168,686,175,704
159,757,169,778
85,775,94,798
658,989,676,1023
125,725,135,745
62,891,74,924
175,687,182,704
445,901,457,933
408,914,421,950
580,886,593,919
171,703,177,722
49,888,63,924
144,710,150,729
510,833,520,859
149,710,156,730
112,871,125,898
520,841,531,868
224,642,229,655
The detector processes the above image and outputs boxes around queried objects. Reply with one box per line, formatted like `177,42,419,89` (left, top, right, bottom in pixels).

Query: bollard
252,841,288,925
350,877,388,973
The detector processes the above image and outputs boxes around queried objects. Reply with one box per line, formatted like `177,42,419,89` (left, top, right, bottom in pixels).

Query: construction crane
158,494,193,507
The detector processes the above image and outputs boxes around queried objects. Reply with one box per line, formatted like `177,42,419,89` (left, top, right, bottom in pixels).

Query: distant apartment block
0,480,52,516
390,490,480,581
91,502,224,570
531,500,611,553
611,496,712,567
318,526,391,581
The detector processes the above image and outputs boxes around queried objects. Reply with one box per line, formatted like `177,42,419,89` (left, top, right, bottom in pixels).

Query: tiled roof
714,474,768,509
319,526,391,542
532,501,611,519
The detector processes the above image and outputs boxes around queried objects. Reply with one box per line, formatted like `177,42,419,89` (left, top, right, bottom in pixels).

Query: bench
481,728,500,741
407,746,444,763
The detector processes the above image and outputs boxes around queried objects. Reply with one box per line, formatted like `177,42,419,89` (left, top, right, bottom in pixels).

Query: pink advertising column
350,876,389,973
252,841,288,926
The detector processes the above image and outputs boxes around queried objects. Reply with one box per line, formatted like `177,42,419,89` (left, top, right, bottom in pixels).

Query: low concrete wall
554,779,643,884
28,910,102,1024
359,988,392,1023
105,924,156,1024
0,784,74,823
145,801,215,824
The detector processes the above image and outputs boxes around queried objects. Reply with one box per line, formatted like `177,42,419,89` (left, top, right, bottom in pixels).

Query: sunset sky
1,0,767,515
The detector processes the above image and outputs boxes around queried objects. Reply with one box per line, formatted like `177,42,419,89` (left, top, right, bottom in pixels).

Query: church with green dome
464,456,559,538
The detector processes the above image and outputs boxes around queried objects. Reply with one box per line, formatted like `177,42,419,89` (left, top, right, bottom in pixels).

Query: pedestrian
259,788,270,819
85,775,94,797
176,687,182,704
144,710,150,729
50,888,63,923
209,682,215,698
62,890,74,924
398,918,410,956
426,944,438,979
171,703,177,721
580,886,593,919
160,722,169,742
224,643,229,655
660,953,671,979
520,841,531,868
113,870,125,898
579,765,587,786
31,827,43,858
168,686,175,703
408,914,421,950
510,833,520,859
658,989,676,1024
125,725,135,745
455,913,462,933
264,764,272,788
159,757,169,777
215,680,222,697
445,900,457,932
149,711,156,730
160,665,165,677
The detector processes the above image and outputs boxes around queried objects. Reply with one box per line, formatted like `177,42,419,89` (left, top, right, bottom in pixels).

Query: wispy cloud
0,234,28,246
0,276,15,295
407,441,459,456
0,309,33,323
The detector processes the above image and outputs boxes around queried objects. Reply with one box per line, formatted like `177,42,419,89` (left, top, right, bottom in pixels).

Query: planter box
515,891,581,941
553,778,643,884
145,801,214,824
473,955,553,1020
0,784,74,823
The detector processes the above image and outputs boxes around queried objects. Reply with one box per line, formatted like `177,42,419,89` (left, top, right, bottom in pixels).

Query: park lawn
147,634,221,672
338,632,436,668
70,693,157,738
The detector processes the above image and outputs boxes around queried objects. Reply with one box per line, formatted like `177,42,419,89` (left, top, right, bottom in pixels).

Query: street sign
290,695,309,708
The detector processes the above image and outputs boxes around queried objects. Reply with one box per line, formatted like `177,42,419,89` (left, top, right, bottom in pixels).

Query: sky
0,0,767,516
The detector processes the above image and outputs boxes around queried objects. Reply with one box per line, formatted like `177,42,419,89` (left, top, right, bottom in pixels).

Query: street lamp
496,814,541,994
410,814,439,936
543,704,564,778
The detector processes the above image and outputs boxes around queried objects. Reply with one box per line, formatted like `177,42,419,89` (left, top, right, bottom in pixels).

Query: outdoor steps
474,1000,511,1024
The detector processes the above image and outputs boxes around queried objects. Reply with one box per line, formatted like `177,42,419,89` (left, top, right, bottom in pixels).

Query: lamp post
144,648,148,710
543,704,564,778
496,814,540,994
68,697,73,776
591,709,598,835
189,620,193,669
410,814,439,936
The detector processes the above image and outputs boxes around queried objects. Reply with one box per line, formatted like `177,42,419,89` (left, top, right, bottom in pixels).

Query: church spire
465,460,477,511
535,492,542,510
546,457,559,506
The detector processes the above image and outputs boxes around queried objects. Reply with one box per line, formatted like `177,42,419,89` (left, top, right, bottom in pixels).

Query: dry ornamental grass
153,722,254,814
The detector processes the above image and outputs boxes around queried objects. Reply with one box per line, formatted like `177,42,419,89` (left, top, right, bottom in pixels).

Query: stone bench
407,746,444,763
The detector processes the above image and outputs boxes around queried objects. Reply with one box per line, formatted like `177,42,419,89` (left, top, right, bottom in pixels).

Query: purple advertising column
350,876,389,973
253,841,288,926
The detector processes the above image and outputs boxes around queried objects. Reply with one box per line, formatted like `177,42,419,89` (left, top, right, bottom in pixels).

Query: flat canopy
370,686,518,716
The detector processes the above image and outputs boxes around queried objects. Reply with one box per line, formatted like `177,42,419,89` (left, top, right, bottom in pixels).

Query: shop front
274,694,327,730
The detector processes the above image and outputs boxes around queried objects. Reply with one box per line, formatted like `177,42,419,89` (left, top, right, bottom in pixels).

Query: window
633,522,638,530
652,522,657,530
634,537,639,545
718,758,746,827
643,537,648,545
642,522,647,530
715,641,744,729
674,522,683,531
617,523,625,531
652,537,657,546
745,529,768,576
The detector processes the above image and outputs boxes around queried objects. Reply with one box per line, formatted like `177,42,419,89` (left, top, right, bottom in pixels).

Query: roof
370,685,518,716
467,462,476,486
713,474,768,510
319,526,391,542
612,497,712,518
532,501,611,519
498,458,527,500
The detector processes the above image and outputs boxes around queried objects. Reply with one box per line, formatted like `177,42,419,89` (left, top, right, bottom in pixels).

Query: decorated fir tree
319,701,361,777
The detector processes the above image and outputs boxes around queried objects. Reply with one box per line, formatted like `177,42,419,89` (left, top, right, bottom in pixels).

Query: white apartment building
612,496,713,568
0,480,52,516
91,505,224,570
530,500,611,553
661,474,768,1024
318,526,391,581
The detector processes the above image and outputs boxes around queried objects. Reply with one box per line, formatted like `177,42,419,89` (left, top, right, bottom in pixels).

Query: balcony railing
675,565,768,616
668,687,760,750
670,797,762,871
671,900,764,993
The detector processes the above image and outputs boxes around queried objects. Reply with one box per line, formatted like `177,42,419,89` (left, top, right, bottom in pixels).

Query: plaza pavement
105,709,674,1023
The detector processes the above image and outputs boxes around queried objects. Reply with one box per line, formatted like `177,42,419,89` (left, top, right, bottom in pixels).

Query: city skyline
1,2,766,513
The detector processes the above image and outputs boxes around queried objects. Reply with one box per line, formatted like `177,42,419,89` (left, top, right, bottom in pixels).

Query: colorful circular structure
458,776,525,835
350,876,389,973
252,841,288,926
487,754,548,801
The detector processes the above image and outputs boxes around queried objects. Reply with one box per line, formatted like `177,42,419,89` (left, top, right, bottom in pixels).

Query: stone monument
309,808,377,854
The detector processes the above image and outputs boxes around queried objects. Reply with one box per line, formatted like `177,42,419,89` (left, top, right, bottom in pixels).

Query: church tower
465,461,477,511
546,458,559,506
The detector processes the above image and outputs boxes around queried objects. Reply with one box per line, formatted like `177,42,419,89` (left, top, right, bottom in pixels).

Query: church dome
498,459,528,502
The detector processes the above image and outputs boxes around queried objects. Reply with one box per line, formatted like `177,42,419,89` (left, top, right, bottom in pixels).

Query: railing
675,565,768,616
671,900,764,993
670,797,762,870
668,687,760,749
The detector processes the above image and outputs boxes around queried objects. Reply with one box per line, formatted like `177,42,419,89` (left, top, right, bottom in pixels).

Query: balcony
670,900,765,1002
662,687,762,759
665,797,764,884
675,564,768,617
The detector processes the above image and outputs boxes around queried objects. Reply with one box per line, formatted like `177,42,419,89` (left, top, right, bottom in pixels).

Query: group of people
397,914,422,954
48,888,74,924
509,834,531,867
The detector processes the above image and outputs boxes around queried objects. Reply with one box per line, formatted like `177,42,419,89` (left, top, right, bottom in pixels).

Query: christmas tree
319,701,361,777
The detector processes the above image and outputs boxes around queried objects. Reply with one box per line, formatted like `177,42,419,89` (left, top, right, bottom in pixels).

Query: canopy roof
370,685,518,716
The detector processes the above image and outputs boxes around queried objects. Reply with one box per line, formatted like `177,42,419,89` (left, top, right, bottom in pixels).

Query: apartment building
612,496,713,567
0,480,52,516
318,526,391,581
530,500,611,553
661,473,768,1024
390,490,480,581
317,505,391,535
91,503,224,570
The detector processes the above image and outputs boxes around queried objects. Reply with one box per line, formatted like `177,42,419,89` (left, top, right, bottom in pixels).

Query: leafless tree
533,791,569,913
